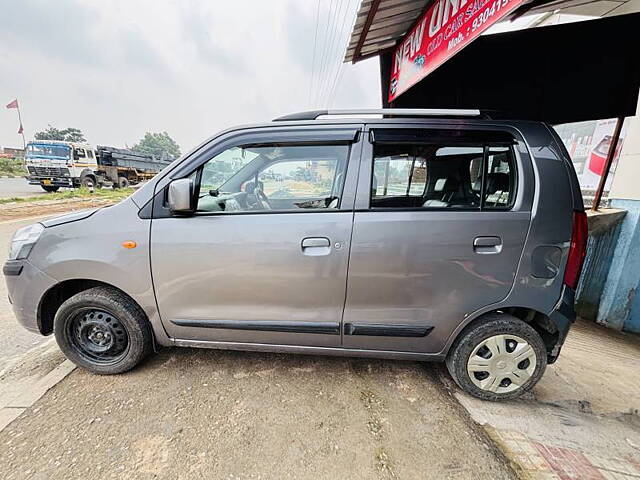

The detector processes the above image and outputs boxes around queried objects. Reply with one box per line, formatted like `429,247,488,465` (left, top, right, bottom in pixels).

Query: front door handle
473,236,502,254
301,237,331,256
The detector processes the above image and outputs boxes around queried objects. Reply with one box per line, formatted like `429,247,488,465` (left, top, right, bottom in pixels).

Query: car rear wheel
446,313,547,401
54,286,153,374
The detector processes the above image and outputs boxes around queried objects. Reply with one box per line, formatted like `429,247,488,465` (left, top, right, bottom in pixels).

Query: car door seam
339,126,365,346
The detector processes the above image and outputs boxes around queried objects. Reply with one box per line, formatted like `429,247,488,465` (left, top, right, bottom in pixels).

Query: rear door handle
301,237,331,256
473,236,502,254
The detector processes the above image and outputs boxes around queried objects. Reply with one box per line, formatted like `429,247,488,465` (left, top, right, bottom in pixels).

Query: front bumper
3,259,57,334
547,286,576,363
27,176,74,187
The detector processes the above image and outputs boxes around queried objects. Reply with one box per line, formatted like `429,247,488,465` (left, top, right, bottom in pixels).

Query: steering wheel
254,187,272,210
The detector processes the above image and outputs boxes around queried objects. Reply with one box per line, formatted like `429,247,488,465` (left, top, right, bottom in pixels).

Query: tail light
563,211,588,290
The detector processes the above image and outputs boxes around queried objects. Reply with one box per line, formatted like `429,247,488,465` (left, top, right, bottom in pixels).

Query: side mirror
167,178,195,214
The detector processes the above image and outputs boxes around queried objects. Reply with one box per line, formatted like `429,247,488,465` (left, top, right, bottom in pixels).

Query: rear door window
371,144,484,209
369,131,516,210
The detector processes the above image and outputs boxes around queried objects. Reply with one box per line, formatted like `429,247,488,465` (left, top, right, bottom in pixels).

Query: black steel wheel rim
67,308,129,364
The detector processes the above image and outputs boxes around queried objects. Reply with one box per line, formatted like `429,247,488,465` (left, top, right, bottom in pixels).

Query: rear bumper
547,286,576,363
3,259,57,334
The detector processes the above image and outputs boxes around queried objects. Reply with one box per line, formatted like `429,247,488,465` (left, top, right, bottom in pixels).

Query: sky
0,0,381,151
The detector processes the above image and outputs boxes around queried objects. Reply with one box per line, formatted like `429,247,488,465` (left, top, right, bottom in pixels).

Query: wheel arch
443,306,561,361
37,279,158,350
79,168,96,180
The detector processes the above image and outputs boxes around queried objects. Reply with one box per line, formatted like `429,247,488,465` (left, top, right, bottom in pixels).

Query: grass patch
0,157,27,177
0,187,135,205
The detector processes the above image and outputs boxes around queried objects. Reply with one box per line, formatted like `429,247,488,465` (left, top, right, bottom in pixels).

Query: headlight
9,223,44,260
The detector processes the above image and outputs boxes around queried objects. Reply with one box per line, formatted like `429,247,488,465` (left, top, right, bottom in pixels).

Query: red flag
18,124,23,134
6,99,18,109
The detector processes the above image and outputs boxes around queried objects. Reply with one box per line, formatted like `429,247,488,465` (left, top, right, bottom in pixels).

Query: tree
132,132,181,160
34,126,86,142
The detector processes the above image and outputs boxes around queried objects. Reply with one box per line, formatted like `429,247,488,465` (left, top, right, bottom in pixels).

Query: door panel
151,131,362,347
152,212,352,347
343,210,530,353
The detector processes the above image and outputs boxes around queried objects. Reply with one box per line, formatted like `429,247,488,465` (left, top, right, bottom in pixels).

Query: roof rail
274,108,484,121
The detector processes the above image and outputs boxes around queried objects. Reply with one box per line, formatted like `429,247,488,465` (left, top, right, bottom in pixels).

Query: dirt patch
131,435,172,475
0,348,516,479
0,197,117,222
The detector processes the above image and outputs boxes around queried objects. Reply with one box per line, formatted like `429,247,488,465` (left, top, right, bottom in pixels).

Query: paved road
0,216,50,370
0,178,43,199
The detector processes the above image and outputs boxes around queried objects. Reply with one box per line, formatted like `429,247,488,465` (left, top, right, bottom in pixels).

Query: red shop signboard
388,0,525,102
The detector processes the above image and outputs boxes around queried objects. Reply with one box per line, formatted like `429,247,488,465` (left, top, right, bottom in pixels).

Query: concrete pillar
598,97,640,332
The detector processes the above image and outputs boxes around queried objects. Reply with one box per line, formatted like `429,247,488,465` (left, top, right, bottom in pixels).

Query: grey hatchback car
4,109,587,401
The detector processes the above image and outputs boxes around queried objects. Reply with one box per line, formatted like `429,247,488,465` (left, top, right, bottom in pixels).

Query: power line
327,0,359,105
308,0,322,109
322,0,357,107
314,0,337,107
318,0,348,106
317,0,345,104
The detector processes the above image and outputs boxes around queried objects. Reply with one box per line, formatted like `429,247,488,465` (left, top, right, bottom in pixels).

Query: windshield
26,143,71,160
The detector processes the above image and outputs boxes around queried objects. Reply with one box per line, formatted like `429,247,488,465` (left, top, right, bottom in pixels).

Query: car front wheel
446,313,547,401
54,286,153,374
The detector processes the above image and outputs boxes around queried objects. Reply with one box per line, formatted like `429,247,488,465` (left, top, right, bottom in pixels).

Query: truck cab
25,140,98,191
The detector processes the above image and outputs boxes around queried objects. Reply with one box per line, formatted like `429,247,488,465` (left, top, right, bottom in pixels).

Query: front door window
195,144,349,213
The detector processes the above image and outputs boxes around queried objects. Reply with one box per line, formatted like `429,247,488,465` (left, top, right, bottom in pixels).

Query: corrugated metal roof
344,0,430,63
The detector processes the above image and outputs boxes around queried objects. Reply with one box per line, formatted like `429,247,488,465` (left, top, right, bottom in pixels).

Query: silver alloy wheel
467,334,537,394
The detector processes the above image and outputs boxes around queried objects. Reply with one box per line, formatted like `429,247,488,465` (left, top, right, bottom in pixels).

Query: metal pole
592,116,624,211
15,99,25,150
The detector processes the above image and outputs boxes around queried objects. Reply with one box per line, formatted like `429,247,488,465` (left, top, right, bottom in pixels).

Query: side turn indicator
122,241,137,249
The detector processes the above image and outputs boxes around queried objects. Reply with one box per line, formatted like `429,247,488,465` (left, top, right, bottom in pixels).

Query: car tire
41,185,59,193
54,286,153,375
446,313,547,401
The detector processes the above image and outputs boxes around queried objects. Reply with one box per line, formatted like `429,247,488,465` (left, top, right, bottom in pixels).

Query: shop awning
345,0,430,63
345,0,639,65
382,12,640,123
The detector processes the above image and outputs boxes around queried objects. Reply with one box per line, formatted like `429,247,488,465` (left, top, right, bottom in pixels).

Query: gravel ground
0,348,516,479
0,216,52,370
